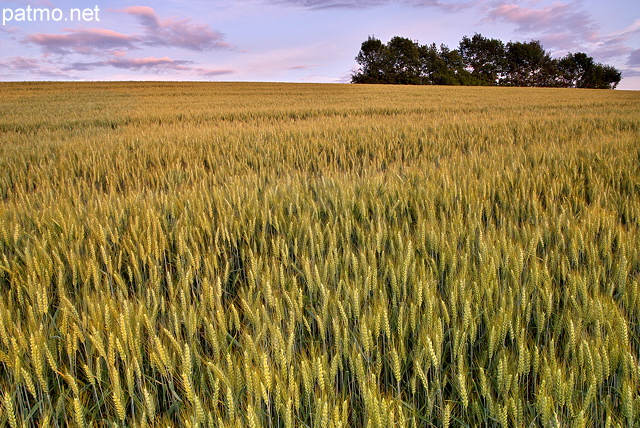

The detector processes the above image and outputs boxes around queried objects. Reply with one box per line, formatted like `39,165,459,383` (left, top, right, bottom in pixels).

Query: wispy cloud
15,6,233,78
288,64,315,70
481,0,640,64
267,0,387,9
64,56,191,72
193,67,236,77
591,36,633,62
608,19,640,39
1,26,20,36
590,19,640,61
0,56,73,79
0,53,234,79
405,0,472,11
25,28,137,55
23,6,230,56
115,6,230,51
63,55,235,77
267,0,468,11
629,49,640,68
484,1,597,39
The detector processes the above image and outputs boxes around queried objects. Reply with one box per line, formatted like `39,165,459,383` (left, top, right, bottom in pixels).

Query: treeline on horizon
351,34,622,89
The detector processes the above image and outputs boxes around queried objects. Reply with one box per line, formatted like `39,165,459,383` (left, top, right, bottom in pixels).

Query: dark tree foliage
459,34,507,85
505,40,556,87
352,36,389,84
386,36,423,85
557,52,622,89
352,34,622,89
420,43,476,85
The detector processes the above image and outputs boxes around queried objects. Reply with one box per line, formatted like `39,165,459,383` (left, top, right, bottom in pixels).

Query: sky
1,0,639,89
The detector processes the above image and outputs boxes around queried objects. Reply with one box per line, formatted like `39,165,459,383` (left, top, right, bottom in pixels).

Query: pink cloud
193,67,236,77
271,0,469,10
22,7,229,57
63,55,235,77
25,28,137,55
589,19,640,62
117,6,160,27
481,1,621,57
116,6,230,51
65,56,191,72
629,49,640,68
1,26,18,34
288,65,315,70
110,56,183,69
0,56,73,78
608,19,640,39
406,0,472,11
485,2,596,37
273,0,387,9
591,37,633,62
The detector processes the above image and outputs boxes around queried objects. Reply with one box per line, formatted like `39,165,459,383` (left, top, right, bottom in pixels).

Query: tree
386,36,422,84
557,52,621,89
419,43,471,85
418,43,441,84
558,52,594,88
438,44,476,85
352,36,389,84
458,34,507,85
505,40,556,87
597,64,622,89
351,35,622,89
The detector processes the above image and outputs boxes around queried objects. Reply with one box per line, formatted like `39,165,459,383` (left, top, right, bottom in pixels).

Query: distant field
0,82,639,427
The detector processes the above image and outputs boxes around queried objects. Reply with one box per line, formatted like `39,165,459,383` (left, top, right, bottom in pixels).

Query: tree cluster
352,34,622,89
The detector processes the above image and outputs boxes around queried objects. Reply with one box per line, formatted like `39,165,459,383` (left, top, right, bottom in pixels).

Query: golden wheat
0,82,638,426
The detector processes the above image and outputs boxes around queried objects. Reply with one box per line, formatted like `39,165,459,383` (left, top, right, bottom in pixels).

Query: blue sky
1,0,639,89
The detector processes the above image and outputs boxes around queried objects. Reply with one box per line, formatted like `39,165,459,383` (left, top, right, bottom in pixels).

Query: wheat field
0,82,638,426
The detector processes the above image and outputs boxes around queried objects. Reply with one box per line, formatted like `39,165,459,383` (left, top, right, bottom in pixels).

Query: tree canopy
352,34,622,89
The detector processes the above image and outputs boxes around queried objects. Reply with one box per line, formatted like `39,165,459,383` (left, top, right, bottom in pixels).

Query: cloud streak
484,1,597,38
288,64,315,70
0,56,73,78
0,53,234,79
63,55,235,77
479,0,640,64
116,6,230,51
629,49,640,68
590,19,640,61
591,37,633,62
15,6,233,78
268,0,468,11
64,56,191,72
25,28,137,55
482,1,640,67
608,19,640,39
23,6,230,56
267,0,386,9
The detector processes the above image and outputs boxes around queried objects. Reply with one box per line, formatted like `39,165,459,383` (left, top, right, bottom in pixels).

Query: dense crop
0,82,639,426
